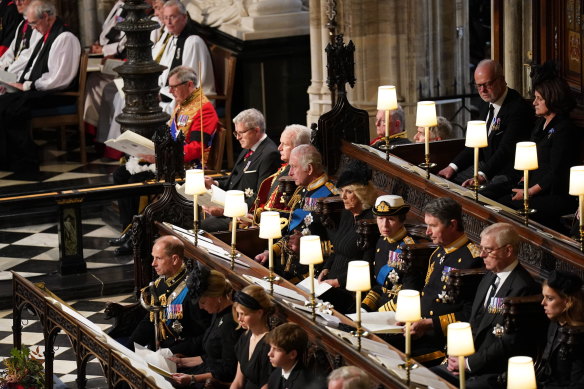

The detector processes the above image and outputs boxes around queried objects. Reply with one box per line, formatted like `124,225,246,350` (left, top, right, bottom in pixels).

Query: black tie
484,275,499,308
280,376,288,389
486,104,495,133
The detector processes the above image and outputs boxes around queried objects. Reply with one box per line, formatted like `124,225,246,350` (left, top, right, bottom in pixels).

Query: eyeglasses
474,77,500,90
233,128,253,138
169,81,188,89
479,245,507,255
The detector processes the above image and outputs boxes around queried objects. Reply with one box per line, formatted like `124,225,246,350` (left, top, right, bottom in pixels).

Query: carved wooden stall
11,273,174,389
156,222,455,389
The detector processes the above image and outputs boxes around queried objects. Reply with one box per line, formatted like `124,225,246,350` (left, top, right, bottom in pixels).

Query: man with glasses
202,108,280,232
433,222,540,388
0,0,81,176
0,0,41,77
392,197,483,366
438,59,533,187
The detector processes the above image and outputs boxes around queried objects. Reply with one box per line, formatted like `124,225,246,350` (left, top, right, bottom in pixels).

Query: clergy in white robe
95,0,215,144
0,0,81,175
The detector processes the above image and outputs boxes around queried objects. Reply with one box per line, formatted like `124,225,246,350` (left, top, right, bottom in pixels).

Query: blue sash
288,185,331,232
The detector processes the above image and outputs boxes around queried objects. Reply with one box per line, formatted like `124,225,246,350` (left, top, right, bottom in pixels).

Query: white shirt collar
282,361,298,379
250,133,267,152
493,259,519,292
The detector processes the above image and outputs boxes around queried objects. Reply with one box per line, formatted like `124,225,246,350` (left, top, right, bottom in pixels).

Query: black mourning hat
187,263,210,302
336,160,372,188
547,270,583,296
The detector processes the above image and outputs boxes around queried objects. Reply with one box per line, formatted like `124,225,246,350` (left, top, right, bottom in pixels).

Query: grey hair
283,124,311,147
480,222,520,253
429,116,453,140
233,108,266,133
423,197,464,231
328,366,373,389
390,105,405,132
163,0,187,14
477,59,504,79
291,144,323,173
169,66,198,85
28,0,56,18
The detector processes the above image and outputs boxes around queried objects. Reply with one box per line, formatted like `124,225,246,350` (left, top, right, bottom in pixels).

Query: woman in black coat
317,163,379,314
539,270,584,388
490,62,579,231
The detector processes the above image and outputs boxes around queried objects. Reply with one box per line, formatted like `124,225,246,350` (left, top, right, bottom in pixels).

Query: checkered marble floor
0,293,135,388
0,219,130,281
0,136,120,192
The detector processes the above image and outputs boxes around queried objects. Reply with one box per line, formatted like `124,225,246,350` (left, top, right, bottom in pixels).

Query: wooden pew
156,222,456,389
338,141,584,280
386,138,466,172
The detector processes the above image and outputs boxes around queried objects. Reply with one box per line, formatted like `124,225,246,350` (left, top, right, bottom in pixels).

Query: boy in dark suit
267,323,321,389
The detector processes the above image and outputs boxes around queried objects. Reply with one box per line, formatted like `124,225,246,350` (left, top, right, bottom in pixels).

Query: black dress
484,115,579,231
181,305,243,387
539,321,584,388
320,208,378,314
234,331,274,389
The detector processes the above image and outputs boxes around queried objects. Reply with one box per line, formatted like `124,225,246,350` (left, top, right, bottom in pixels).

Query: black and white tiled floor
0,131,137,386
0,293,135,388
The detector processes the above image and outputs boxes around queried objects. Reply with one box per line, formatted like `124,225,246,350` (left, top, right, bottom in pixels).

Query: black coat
220,136,281,208
539,321,584,389
467,264,540,375
267,364,322,389
452,88,534,179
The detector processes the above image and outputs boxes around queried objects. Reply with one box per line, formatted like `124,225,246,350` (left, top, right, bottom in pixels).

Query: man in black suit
202,108,281,232
434,222,541,388
438,60,534,186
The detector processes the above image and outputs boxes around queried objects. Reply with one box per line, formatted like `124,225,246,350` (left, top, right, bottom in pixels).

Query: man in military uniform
394,197,483,365
370,106,410,148
255,144,337,281
129,236,208,350
249,124,311,226
362,195,419,312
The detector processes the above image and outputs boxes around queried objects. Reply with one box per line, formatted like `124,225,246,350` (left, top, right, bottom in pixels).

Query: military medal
487,297,504,314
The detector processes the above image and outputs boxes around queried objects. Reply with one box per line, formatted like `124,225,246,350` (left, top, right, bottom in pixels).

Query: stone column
306,0,470,139
78,0,98,48
503,0,522,91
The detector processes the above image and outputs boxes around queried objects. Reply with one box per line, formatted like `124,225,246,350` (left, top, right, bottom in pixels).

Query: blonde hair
202,270,233,298
343,183,378,210
232,285,275,327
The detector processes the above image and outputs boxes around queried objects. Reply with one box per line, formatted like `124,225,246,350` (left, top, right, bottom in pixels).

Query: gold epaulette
467,242,482,258
325,181,339,195
438,313,457,335
403,236,415,245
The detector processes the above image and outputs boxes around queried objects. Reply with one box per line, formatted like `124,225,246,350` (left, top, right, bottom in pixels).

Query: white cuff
448,163,458,172
23,81,32,91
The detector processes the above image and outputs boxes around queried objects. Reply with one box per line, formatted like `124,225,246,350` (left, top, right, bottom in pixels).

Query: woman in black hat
539,270,584,388
171,266,243,387
362,195,421,312
317,161,380,314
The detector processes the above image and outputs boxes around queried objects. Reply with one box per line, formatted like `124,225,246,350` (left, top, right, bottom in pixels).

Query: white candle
309,264,315,294
385,110,390,139
268,237,274,270
405,321,411,355
474,148,479,178
524,171,529,203
356,290,362,324
424,127,430,155
231,217,237,247
580,196,584,224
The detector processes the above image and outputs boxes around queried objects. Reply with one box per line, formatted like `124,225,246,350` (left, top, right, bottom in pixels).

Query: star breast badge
244,188,254,198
